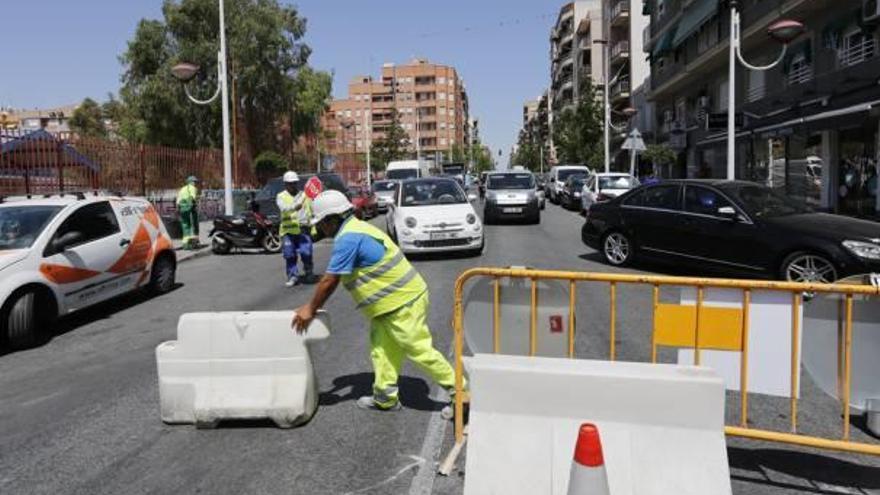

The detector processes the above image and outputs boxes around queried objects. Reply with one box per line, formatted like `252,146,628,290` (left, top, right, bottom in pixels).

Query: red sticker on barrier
549,315,563,333
304,177,323,199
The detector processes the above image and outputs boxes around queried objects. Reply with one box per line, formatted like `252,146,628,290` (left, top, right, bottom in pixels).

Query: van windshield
558,169,588,181
387,169,419,180
0,206,63,251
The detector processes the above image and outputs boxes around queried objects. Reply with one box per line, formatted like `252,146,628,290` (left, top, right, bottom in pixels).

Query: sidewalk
173,220,214,264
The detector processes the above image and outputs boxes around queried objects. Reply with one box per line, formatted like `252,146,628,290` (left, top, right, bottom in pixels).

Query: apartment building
605,0,651,117
551,1,606,114
645,0,880,216
323,59,470,163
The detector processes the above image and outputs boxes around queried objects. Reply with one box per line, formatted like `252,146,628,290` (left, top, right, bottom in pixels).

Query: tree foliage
642,144,677,167
370,109,411,171
69,98,108,138
552,80,603,167
118,0,326,154
512,130,543,172
253,150,288,184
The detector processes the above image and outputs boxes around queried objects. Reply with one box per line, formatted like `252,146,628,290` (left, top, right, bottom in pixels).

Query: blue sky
1,0,558,165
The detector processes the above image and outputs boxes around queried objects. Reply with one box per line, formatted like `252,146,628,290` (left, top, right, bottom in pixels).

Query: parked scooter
209,200,281,254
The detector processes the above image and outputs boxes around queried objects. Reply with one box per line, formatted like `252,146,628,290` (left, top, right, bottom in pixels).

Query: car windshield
599,176,638,190
0,205,63,251
568,175,587,188
401,179,466,206
726,184,811,218
372,181,396,193
487,173,534,190
558,168,588,181
387,169,419,180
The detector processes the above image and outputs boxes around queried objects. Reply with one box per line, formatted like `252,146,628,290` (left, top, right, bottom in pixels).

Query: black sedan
559,174,588,211
582,180,880,282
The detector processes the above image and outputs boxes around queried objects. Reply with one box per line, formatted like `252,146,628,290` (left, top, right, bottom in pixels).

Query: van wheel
150,253,177,294
5,291,48,350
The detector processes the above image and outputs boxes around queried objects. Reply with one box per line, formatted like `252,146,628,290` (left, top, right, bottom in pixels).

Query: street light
171,0,233,216
594,38,630,174
727,1,804,180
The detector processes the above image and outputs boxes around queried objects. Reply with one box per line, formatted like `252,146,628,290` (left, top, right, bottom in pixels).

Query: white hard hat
311,190,353,225
283,171,300,183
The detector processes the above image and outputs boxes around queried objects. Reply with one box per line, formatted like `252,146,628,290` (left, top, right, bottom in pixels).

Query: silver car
483,171,541,224
371,180,398,213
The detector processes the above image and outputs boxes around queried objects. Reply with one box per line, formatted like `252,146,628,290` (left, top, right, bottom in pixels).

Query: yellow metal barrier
449,267,880,466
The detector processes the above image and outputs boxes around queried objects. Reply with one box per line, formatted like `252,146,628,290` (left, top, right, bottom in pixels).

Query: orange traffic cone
567,423,610,495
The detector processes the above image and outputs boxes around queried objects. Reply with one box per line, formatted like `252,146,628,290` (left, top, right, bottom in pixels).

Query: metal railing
612,40,631,59
787,62,814,85
447,267,880,467
838,38,876,67
610,0,631,21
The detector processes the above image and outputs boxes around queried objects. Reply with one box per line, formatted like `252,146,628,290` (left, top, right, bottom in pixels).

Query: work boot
356,395,402,412
440,386,463,421
285,276,298,288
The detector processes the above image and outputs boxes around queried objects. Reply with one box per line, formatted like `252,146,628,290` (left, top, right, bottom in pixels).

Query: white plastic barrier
463,354,731,495
156,311,330,428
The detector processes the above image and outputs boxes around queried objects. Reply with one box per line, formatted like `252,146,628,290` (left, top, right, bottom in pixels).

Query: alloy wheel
785,254,837,283
603,233,630,266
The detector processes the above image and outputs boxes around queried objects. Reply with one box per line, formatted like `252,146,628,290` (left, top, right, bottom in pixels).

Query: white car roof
0,194,142,209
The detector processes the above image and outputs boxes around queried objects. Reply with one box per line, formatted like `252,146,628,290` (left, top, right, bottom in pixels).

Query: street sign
707,112,744,131
621,128,646,152
304,176,323,200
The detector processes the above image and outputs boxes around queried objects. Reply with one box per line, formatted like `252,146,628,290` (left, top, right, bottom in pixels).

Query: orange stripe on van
143,206,161,229
40,264,101,284
109,223,152,274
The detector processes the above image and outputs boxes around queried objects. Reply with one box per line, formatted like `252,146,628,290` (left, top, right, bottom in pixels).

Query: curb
175,247,212,264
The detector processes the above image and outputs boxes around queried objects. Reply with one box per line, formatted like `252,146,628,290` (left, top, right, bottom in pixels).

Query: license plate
430,232,458,240
503,207,522,213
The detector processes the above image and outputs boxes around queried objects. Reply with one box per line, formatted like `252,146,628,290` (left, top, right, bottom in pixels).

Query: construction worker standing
292,190,459,414
177,175,200,250
277,171,314,287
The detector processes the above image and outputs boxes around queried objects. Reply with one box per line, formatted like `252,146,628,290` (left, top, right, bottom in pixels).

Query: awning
672,0,719,48
652,24,678,58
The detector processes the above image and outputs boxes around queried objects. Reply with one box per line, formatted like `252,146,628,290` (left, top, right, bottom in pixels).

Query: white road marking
344,455,425,495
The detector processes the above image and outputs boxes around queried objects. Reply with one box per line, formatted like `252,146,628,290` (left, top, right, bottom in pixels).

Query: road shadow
406,250,482,262
0,283,184,357
728,447,880,494
318,372,447,412
850,414,880,440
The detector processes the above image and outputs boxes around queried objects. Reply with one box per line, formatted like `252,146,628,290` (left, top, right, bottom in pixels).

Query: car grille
415,238,472,248
424,222,464,229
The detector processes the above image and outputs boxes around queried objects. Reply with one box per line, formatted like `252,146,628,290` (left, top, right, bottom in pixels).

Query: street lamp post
171,0,233,216
594,38,631,174
727,0,804,180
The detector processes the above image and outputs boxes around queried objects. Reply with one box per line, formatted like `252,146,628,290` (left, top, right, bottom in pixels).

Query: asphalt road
1,200,879,495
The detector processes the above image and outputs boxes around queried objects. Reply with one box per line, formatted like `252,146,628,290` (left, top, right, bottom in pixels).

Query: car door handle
120,239,131,247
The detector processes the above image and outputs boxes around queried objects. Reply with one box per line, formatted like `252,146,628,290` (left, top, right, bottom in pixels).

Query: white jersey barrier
156,311,330,428
463,354,731,495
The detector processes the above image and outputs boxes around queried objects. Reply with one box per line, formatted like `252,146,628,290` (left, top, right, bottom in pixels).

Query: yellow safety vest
177,184,199,212
277,190,312,236
337,217,427,319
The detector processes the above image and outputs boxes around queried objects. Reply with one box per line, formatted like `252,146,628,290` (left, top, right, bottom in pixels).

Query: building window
439,92,447,100
449,93,455,102
748,69,766,101
345,110,352,118
717,79,728,112
697,22,715,54
787,53,813,85
355,110,361,117
438,77,446,84
839,29,875,67
440,138,448,146
675,98,687,124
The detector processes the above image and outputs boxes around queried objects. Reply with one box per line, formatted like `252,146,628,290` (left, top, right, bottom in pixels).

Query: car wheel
5,291,37,350
602,231,634,267
262,232,282,253
780,252,838,283
150,253,177,294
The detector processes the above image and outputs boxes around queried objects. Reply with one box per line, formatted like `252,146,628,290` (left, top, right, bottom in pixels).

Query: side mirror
468,193,478,202
717,206,738,220
52,231,84,252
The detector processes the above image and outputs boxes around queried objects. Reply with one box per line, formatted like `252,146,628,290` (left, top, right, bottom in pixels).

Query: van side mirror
52,231,84,252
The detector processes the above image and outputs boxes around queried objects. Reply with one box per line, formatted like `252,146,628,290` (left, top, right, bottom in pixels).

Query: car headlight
466,213,477,224
402,229,413,237
843,240,880,260
574,192,582,198
405,217,417,228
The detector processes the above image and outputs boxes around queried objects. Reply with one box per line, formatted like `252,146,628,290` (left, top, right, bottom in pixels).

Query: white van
547,165,591,204
386,160,432,181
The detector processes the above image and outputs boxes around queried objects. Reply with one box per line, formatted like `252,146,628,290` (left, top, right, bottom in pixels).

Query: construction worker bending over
177,175,200,250
292,190,460,414
276,171,314,287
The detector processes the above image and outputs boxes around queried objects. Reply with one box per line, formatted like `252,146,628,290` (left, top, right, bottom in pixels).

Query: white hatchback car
0,194,177,349
581,173,640,212
386,177,483,255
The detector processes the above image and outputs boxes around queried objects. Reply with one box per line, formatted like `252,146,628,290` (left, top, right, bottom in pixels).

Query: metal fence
446,267,880,471
0,129,257,197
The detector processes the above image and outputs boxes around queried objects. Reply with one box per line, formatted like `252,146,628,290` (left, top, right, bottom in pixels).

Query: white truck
386,160,432,181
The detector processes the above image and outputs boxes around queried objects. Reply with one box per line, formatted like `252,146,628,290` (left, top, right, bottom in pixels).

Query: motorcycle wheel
212,236,232,255
262,233,282,253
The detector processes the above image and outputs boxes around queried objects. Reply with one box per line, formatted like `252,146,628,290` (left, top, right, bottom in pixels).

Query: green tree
552,80,603,167
253,150,288,184
642,144,677,176
513,130,542,172
119,0,319,153
370,109,411,171
470,141,494,174
69,98,108,138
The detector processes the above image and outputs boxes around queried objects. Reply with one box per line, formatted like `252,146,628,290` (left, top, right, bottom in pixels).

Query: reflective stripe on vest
337,218,427,318
278,190,305,236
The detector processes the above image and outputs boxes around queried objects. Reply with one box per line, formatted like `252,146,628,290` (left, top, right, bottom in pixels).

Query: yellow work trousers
369,291,456,407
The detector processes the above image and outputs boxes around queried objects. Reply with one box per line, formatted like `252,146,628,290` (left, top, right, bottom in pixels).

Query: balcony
838,38,875,68
611,40,630,61
610,0,630,27
787,62,813,86
611,79,631,101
